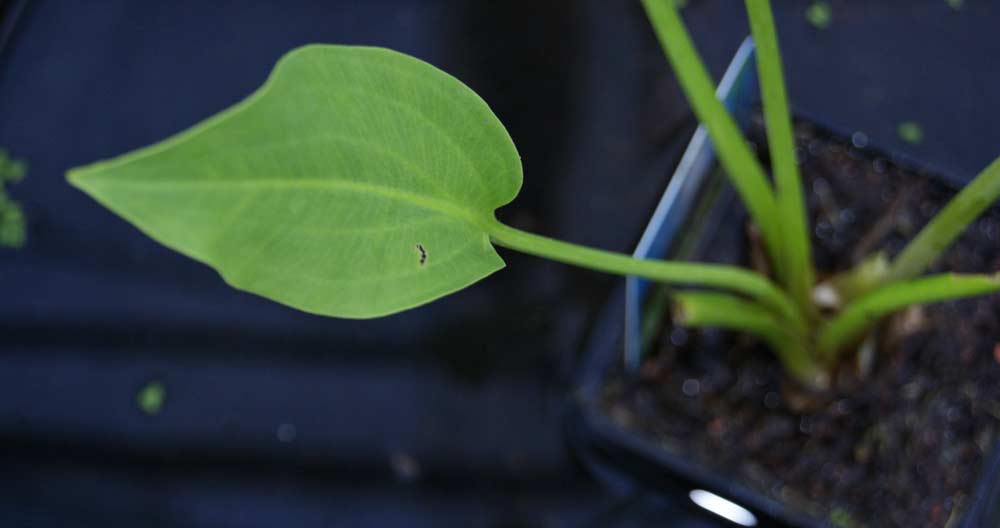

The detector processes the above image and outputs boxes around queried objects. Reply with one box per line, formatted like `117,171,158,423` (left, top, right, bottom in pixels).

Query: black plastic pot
567,38,1000,528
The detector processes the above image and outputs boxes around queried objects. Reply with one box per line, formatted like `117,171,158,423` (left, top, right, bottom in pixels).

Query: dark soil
601,121,1000,527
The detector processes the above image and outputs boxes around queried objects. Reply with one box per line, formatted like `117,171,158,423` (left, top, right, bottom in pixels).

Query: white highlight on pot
688,489,758,527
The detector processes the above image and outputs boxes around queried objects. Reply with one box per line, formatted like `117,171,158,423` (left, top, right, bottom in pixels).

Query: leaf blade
69,45,522,318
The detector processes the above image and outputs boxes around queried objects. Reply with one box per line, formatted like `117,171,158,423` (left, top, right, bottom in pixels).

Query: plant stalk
744,0,816,314
887,156,1000,281
487,220,803,330
641,0,784,273
673,290,827,388
818,273,1000,360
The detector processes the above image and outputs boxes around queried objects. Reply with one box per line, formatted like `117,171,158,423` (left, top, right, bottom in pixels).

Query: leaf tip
66,165,95,192
66,164,114,209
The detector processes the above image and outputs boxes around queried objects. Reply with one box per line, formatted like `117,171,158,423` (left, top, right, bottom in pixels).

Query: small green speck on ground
898,121,924,145
0,198,25,248
829,507,858,528
947,0,965,10
0,148,28,249
136,381,166,415
806,2,833,29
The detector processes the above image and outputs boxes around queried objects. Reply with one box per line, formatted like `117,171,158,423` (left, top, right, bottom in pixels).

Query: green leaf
68,45,522,318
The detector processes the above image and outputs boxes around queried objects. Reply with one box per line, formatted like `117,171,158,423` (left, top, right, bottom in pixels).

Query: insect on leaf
68,45,523,318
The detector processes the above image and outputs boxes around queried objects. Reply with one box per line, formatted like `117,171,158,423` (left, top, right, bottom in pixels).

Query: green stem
641,0,783,272
673,290,827,388
487,220,803,329
745,0,816,313
887,155,1000,281
818,273,1000,360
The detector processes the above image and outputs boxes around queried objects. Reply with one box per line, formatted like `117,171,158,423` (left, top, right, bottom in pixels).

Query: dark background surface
1,1,999,526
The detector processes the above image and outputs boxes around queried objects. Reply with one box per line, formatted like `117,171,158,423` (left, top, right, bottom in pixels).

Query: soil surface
601,121,1000,527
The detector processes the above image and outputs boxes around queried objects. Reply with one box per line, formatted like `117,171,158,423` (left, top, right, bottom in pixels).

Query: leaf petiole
818,273,1000,359
745,0,816,314
887,156,1000,282
640,0,783,273
487,219,804,330
673,290,826,388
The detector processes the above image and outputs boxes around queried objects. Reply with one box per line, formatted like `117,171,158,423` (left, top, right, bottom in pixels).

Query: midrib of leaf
77,104,492,210
104,129,472,206
215,212,451,239
75,176,490,230
238,235,481,287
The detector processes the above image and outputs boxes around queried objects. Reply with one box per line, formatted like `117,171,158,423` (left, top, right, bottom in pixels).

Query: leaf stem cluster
497,0,1000,388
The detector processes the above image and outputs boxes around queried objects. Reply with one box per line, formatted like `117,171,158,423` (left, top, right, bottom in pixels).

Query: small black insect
416,244,427,266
